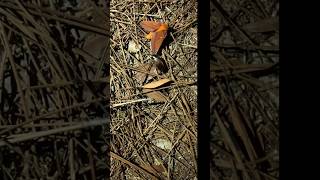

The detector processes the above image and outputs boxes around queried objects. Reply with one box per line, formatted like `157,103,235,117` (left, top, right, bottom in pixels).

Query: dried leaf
150,28,167,54
134,63,157,85
143,78,171,89
143,89,168,102
140,21,162,32
140,21,168,54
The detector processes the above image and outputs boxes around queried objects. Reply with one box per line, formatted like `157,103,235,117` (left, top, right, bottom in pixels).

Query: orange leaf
150,29,167,54
140,21,162,32
140,21,169,54
156,24,168,32
145,32,153,40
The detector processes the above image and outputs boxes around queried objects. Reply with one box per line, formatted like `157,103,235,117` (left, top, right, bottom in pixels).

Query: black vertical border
105,0,111,177
198,0,210,179
280,1,318,179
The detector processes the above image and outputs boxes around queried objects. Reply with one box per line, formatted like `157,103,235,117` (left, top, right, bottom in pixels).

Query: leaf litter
110,0,198,179
0,0,108,179
210,0,279,179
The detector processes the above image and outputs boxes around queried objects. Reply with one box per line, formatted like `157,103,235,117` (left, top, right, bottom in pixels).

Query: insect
140,21,169,55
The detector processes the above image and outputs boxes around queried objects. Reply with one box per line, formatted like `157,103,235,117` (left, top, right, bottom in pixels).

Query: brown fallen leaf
143,89,168,102
140,164,166,175
134,59,168,84
143,78,171,89
134,63,157,85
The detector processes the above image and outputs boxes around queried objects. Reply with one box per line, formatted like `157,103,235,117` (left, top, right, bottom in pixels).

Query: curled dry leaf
143,89,168,102
142,78,171,89
134,59,168,86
